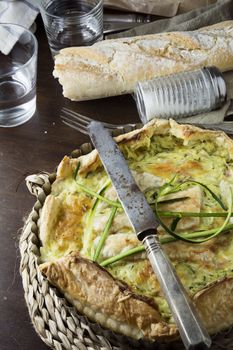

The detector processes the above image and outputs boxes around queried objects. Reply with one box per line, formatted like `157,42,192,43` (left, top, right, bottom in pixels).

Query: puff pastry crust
40,119,233,341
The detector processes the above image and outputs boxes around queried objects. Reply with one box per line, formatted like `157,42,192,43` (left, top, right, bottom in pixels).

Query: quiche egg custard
40,119,233,342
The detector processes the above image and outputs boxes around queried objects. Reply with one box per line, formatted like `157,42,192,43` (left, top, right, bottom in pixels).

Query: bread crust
53,21,233,101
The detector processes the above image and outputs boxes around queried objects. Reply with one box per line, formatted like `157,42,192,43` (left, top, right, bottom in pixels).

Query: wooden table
0,18,139,350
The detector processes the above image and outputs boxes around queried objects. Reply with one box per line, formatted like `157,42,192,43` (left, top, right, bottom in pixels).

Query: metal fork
61,108,140,135
61,107,233,135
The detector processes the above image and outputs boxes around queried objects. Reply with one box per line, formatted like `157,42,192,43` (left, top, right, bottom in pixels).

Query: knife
88,121,211,350
103,13,151,35
103,22,147,34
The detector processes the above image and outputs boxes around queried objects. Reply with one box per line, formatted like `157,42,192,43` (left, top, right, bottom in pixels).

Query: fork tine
61,110,91,134
62,108,93,125
61,108,124,129
61,112,89,128
61,107,139,136
61,116,89,135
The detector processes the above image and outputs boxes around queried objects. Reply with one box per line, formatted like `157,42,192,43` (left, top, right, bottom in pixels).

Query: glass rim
0,22,38,79
134,82,147,125
40,0,103,19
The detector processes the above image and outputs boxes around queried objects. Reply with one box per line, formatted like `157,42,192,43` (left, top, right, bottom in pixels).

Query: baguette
53,21,233,101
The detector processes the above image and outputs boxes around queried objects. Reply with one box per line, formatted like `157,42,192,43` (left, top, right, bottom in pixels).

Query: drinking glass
134,67,226,123
40,0,103,57
0,23,38,128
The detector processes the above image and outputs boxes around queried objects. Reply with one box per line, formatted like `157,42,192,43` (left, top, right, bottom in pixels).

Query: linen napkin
109,0,233,38
0,0,39,55
104,0,217,17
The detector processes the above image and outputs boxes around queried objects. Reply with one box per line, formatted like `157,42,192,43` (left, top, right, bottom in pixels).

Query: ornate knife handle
142,233,211,350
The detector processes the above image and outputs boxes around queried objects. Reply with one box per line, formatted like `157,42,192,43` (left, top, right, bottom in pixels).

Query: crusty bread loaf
53,21,233,101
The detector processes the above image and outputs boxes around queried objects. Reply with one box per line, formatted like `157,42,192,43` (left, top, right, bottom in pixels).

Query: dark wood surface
0,18,139,350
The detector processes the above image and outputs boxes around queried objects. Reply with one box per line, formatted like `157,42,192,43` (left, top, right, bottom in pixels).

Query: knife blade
103,21,147,34
88,121,211,350
103,13,151,35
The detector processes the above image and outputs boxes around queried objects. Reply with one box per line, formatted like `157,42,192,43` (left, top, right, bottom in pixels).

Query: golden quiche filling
40,119,233,341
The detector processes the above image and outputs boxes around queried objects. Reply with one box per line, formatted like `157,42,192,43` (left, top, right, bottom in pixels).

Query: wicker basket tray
20,137,233,350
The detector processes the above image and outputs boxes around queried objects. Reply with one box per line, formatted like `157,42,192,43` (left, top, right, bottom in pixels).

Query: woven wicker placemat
19,142,233,350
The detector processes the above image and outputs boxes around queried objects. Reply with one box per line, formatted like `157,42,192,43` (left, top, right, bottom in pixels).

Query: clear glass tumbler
40,0,104,57
134,67,227,124
0,23,37,128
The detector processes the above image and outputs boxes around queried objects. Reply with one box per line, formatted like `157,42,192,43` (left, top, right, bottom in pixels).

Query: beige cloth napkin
0,0,38,55
109,0,233,38
104,0,217,17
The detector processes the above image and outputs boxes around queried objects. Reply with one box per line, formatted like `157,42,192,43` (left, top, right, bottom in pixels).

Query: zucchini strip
81,182,110,257
93,205,118,262
100,223,233,267
76,182,121,208
73,161,81,180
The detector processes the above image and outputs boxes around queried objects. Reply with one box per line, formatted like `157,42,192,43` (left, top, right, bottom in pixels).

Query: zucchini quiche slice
40,119,233,342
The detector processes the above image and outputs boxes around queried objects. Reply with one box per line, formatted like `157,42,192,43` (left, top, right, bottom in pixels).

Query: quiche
39,119,233,343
